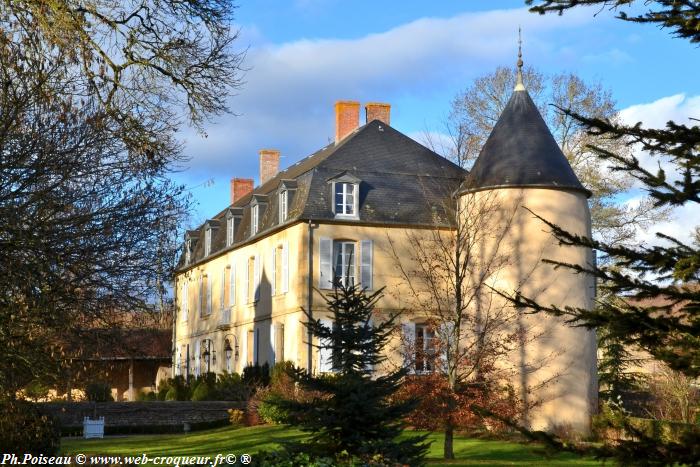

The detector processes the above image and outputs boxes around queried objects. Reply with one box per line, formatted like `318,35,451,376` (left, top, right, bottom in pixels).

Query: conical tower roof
462,81,590,197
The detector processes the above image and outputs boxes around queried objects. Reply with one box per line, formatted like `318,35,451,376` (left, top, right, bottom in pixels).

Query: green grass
62,424,603,466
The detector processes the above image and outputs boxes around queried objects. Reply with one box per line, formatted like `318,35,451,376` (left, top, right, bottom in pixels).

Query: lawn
62,425,603,466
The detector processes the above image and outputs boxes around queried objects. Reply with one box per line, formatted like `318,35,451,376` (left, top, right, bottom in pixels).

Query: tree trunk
444,422,455,459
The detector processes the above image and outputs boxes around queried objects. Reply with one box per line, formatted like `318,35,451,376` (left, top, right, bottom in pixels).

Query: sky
174,0,700,242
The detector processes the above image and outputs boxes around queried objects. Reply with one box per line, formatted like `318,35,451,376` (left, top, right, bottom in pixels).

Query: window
415,324,435,373
194,340,201,377
219,268,226,311
181,280,189,322
279,190,288,222
320,238,372,290
200,274,211,317
272,242,289,295
204,228,212,256
318,319,337,373
247,329,256,366
245,255,260,303
197,276,203,317
271,323,284,365
229,262,236,306
334,182,357,216
251,205,259,235
226,216,234,247
333,241,355,287
224,339,233,373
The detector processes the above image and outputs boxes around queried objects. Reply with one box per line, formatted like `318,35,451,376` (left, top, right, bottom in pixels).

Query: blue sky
175,1,700,234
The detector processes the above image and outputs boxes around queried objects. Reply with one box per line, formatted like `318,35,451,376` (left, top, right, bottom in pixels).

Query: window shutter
254,254,261,301
318,318,333,373
243,260,249,304
282,241,289,293
360,239,373,290
229,262,236,306
254,328,259,365
198,276,204,317
181,282,188,322
271,247,277,295
206,276,212,315
319,238,332,289
402,322,416,373
220,269,225,311
270,324,276,366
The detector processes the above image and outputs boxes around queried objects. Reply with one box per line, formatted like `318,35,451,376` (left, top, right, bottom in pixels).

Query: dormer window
226,216,234,246
204,227,212,257
185,239,192,264
277,180,297,224
335,182,357,216
249,195,268,237
329,172,361,219
279,190,288,222
251,205,259,235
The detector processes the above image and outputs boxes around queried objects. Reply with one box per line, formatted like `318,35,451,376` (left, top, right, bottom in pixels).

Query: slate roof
178,120,466,271
461,88,590,197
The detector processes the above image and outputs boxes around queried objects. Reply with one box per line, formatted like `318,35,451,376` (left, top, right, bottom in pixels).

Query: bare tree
0,0,244,405
426,67,668,247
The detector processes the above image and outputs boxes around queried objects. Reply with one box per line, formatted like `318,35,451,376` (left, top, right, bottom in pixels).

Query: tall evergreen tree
273,284,429,466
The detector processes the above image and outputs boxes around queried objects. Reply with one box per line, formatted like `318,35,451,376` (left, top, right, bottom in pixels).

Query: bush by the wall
242,363,270,387
85,382,113,402
136,390,157,401
228,409,245,428
191,382,216,401
215,372,251,401
163,376,191,401
0,401,60,455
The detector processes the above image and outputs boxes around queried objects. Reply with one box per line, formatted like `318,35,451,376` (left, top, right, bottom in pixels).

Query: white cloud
620,93,700,128
181,6,599,183
617,94,700,245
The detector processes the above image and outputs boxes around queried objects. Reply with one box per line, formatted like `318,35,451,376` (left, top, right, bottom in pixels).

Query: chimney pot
259,149,280,185
365,102,391,125
230,178,254,205
335,100,360,144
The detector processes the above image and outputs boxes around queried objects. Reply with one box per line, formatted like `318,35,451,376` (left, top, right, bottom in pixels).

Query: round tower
457,45,597,434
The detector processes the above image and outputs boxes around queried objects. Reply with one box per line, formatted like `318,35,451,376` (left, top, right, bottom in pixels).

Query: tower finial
515,26,525,91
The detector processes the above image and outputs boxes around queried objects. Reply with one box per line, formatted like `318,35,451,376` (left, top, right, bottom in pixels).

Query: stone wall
39,401,246,435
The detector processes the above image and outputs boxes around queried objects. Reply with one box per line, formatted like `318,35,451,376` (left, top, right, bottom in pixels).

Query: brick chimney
259,149,280,185
230,178,254,204
365,102,391,125
335,100,360,144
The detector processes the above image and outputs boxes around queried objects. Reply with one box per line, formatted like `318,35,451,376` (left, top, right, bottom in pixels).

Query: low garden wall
39,401,246,436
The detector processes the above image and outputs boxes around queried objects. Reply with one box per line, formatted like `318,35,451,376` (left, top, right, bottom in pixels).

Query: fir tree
273,283,429,466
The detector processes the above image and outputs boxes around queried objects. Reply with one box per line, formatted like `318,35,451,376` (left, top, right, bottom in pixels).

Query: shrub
254,450,397,466
256,392,289,425
228,409,245,428
136,390,157,401
163,375,191,401
215,372,251,401
0,400,60,455
242,363,271,387
191,381,216,401
85,382,113,402
23,380,51,402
